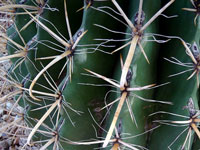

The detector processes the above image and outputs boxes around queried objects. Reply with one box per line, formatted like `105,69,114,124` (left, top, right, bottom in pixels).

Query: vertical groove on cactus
1,0,200,149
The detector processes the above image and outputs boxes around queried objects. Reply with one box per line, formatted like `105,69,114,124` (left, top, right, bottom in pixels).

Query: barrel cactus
1,0,200,149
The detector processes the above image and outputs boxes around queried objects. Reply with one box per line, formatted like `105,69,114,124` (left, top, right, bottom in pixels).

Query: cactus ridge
1,0,200,149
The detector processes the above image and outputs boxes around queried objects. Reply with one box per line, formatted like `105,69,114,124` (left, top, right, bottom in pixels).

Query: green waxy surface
6,0,37,81
3,0,200,149
102,0,161,148
59,0,129,149
192,134,200,150
149,0,200,149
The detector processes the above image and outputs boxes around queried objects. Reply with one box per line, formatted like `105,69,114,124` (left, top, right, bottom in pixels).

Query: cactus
1,0,200,149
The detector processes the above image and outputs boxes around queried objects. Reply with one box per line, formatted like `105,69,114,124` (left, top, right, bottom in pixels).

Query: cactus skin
6,0,37,82
59,1,128,149
2,0,200,150
5,0,38,108
102,0,161,148
149,0,200,149
192,134,200,149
